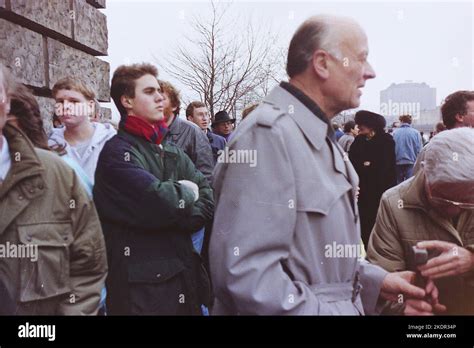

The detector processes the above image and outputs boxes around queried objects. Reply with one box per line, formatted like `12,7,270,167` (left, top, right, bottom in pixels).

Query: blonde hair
52,76,96,100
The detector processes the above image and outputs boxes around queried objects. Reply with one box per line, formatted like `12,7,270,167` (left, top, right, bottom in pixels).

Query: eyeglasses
425,174,474,210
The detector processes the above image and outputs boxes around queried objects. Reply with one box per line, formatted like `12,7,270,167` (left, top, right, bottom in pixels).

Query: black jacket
349,132,397,247
94,130,214,315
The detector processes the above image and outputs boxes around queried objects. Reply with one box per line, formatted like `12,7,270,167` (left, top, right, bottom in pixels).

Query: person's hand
178,180,199,202
380,271,425,301
417,241,474,279
404,278,447,316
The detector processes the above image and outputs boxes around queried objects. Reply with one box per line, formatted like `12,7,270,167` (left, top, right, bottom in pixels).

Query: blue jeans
191,227,205,254
98,287,107,315
396,164,414,184
191,228,208,315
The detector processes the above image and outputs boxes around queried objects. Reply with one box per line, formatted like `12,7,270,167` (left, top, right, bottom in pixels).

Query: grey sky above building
103,0,473,121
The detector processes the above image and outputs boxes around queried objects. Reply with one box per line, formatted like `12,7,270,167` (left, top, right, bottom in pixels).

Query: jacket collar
400,171,429,209
48,122,115,153
167,115,181,135
0,124,45,194
264,84,359,195
0,124,46,234
264,84,328,151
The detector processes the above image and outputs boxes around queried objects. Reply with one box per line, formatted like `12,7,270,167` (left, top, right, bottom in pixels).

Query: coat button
63,236,68,241
29,189,35,193
18,195,24,200
38,184,44,190
156,274,161,278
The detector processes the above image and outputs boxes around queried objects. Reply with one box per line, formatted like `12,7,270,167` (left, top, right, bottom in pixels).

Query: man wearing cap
210,15,436,315
211,110,235,141
368,127,474,314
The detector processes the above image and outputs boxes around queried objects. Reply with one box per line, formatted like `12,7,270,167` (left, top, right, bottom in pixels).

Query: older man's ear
311,50,331,80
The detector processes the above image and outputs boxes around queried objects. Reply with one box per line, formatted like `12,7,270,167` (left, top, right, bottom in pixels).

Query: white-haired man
209,15,439,315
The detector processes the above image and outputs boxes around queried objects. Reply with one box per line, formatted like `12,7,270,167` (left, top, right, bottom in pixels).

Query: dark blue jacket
206,130,226,164
393,123,422,165
93,129,214,315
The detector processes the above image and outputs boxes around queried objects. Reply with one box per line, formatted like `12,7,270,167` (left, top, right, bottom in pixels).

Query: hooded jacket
48,122,116,184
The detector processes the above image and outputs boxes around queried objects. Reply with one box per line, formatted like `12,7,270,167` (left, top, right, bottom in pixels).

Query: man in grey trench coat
209,15,440,315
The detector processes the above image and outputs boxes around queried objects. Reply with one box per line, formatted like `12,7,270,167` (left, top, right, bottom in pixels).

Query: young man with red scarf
93,63,214,315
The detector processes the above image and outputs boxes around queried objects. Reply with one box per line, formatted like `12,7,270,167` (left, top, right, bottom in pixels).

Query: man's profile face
0,72,10,132
188,106,209,130
326,29,376,112
127,74,164,123
460,100,474,127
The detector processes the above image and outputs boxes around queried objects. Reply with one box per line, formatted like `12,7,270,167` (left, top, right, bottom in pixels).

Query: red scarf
121,115,168,145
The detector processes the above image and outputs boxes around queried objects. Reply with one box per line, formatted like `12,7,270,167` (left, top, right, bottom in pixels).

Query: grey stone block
0,19,45,88
35,95,55,135
10,0,73,38
73,0,108,55
100,106,112,121
48,38,110,101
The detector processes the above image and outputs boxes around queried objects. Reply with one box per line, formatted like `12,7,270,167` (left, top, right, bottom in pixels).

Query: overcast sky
102,0,473,120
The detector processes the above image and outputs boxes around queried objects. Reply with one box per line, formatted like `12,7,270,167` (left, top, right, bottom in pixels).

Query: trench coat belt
307,272,362,303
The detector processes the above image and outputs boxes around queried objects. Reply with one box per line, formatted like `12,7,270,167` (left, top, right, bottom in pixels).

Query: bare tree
157,1,284,119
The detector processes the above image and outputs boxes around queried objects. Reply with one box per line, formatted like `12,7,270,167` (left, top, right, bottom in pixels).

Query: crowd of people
0,13,473,316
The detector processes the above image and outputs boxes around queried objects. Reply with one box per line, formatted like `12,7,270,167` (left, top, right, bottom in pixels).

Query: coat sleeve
366,191,408,315
210,121,347,315
192,127,214,183
58,172,107,315
93,139,197,230
416,132,423,156
175,146,215,233
358,259,388,315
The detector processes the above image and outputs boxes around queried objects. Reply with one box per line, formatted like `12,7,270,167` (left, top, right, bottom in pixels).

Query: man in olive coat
368,128,474,315
0,64,107,315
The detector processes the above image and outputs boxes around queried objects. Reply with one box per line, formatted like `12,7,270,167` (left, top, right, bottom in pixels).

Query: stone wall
0,0,110,133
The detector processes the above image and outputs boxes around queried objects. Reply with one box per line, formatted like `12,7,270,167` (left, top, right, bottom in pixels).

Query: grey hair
424,127,474,186
286,15,357,78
